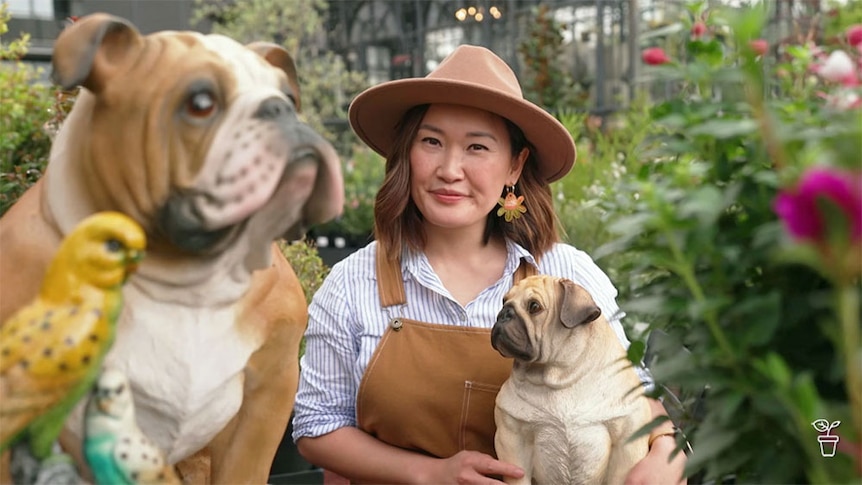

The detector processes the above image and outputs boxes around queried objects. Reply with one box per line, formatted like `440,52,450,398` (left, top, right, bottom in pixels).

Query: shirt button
459,313,468,322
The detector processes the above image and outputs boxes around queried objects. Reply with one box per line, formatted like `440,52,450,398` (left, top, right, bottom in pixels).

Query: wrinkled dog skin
492,275,650,485
0,13,343,483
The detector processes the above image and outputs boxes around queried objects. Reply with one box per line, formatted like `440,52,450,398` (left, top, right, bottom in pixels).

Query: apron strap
375,246,539,308
376,249,407,308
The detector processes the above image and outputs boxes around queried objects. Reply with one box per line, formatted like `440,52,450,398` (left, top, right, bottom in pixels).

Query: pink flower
847,24,862,47
774,167,862,244
642,47,670,65
749,39,769,56
818,50,858,86
691,22,707,39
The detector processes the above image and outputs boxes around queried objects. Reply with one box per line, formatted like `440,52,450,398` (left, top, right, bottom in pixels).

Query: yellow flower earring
497,185,527,222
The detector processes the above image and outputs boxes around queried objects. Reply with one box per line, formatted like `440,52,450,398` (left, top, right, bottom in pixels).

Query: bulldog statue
0,13,343,483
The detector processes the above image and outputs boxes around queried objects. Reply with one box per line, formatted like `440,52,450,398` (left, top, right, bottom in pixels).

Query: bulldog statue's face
491,275,602,364
48,14,343,258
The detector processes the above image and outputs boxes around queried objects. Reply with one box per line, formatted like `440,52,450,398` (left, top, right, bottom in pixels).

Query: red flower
642,47,670,66
691,21,707,39
774,167,862,244
749,39,769,56
847,24,862,47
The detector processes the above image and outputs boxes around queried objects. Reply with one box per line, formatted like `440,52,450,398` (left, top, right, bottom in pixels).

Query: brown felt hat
348,44,576,183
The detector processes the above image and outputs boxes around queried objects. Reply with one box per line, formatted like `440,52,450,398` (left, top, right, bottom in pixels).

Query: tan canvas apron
355,250,537,459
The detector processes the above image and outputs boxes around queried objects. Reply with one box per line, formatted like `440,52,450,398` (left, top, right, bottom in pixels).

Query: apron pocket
459,380,502,457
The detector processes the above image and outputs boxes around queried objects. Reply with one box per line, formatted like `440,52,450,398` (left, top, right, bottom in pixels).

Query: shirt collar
401,239,538,281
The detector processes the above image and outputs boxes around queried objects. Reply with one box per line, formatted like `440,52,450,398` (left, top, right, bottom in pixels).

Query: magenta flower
774,167,862,244
642,47,670,65
691,21,707,39
847,24,862,47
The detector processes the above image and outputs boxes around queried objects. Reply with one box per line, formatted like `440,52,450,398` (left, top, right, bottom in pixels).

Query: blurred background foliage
0,4,54,215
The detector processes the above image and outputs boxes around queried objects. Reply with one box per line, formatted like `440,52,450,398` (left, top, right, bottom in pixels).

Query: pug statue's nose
496,305,514,324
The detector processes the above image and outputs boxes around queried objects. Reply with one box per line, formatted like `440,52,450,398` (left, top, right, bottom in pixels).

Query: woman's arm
297,427,524,485
625,398,687,485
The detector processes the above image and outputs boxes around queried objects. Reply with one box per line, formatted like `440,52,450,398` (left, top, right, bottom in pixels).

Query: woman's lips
431,189,465,203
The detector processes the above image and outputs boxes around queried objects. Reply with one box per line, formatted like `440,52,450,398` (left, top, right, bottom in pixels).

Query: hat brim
348,78,576,183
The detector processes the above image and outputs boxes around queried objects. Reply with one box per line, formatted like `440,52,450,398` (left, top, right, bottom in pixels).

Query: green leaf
731,292,781,346
679,186,725,226
626,339,646,365
686,427,740,472
687,118,759,139
754,352,792,387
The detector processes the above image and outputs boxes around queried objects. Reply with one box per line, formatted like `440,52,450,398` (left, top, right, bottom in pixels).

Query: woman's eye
421,137,441,146
186,91,217,118
469,144,488,151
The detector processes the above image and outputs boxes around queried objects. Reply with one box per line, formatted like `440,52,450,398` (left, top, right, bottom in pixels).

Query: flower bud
847,24,862,47
691,21,707,39
642,47,670,65
749,39,769,56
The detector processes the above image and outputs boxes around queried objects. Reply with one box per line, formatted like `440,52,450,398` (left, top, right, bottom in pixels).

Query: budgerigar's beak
126,249,145,274
97,395,113,414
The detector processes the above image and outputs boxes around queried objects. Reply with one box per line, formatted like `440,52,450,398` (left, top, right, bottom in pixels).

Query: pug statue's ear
559,279,602,328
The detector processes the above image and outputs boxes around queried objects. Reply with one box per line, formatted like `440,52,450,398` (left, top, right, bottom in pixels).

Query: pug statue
491,275,651,485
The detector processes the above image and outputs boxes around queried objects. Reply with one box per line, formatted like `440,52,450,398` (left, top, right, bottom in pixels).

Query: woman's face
409,104,527,234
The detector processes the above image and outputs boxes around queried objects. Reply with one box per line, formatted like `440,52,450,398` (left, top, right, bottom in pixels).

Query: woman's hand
625,435,687,485
424,450,524,485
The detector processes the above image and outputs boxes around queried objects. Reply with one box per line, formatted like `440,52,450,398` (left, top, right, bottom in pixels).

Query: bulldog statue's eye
186,91,217,118
528,300,543,314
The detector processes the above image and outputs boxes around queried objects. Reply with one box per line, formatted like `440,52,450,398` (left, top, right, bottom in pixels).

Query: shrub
311,144,384,246
595,3,860,483
278,237,331,358
0,4,59,216
278,238,331,305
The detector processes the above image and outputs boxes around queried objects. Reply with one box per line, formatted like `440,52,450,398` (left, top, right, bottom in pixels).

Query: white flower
818,50,856,84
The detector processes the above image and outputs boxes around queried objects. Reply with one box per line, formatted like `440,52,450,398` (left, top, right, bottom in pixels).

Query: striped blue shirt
291,239,652,441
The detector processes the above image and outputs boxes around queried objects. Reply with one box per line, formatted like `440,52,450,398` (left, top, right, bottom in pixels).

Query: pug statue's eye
528,300,543,314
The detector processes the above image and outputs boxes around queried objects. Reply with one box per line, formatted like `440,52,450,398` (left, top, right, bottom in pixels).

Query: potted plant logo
811,419,841,457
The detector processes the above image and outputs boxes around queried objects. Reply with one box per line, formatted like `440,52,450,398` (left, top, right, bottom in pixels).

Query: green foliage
552,98,655,279
0,4,56,216
313,144,385,243
823,0,862,43
517,4,585,112
278,238,331,358
192,0,368,157
278,238,331,305
589,3,861,483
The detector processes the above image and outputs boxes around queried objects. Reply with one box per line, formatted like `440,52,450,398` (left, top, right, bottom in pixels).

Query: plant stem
662,224,736,362
838,285,862,442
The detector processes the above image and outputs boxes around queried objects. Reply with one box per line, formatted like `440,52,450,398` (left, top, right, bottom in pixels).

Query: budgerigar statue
84,368,180,485
0,211,146,474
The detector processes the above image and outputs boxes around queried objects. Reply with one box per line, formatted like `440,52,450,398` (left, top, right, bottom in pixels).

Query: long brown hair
373,104,561,261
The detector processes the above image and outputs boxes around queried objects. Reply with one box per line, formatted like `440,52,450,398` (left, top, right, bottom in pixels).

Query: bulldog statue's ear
246,42,302,112
559,279,601,328
51,13,142,93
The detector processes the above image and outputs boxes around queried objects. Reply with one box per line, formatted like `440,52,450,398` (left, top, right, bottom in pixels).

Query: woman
292,45,686,484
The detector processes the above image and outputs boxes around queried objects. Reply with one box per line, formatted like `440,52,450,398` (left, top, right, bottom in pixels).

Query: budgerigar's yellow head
55,212,147,290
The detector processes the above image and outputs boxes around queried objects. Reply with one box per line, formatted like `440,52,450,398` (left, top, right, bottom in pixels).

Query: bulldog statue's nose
255,96,295,120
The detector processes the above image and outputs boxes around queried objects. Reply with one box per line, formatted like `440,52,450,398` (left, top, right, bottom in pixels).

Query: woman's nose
436,150,465,181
